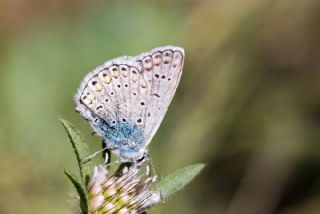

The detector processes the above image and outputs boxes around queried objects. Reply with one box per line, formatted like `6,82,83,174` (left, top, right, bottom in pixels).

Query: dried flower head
87,164,161,214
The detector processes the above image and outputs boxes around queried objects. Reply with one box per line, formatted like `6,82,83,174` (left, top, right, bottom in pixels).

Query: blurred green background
1,0,320,213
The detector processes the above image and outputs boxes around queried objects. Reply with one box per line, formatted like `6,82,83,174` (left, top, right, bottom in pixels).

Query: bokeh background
1,0,320,213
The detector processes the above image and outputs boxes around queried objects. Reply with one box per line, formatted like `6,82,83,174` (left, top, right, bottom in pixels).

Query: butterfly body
75,46,184,162
94,117,145,161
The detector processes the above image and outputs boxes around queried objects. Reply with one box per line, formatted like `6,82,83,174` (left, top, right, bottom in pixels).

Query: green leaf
65,170,89,214
60,118,90,184
156,164,205,201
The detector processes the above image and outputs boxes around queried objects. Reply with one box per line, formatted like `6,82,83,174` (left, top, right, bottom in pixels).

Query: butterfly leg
102,140,111,164
143,156,164,203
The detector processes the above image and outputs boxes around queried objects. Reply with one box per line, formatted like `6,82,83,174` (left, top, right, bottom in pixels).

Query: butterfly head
118,146,146,162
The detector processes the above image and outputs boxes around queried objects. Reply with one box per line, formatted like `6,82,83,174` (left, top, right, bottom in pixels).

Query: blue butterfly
75,46,184,162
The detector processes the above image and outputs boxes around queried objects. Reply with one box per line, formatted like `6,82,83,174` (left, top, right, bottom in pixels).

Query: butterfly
75,46,184,162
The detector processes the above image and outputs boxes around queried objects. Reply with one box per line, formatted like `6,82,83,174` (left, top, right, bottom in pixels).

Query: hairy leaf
65,170,89,214
157,164,205,201
61,118,90,184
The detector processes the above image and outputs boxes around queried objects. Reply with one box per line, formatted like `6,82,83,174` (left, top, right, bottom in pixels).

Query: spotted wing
75,46,184,148
135,46,185,145
75,56,150,143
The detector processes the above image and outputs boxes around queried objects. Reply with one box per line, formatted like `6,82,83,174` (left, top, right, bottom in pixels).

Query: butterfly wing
75,46,184,160
75,56,149,152
135,46,185,145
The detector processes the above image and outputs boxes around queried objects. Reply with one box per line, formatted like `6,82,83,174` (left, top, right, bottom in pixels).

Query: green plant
61,118,205,214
